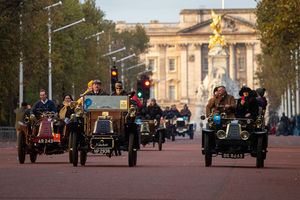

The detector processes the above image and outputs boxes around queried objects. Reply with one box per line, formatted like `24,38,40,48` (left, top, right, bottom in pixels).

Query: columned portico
179,43,190,104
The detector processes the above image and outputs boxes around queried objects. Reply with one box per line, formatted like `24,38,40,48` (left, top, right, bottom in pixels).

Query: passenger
206,86,219,117
77,80,93,105
111,81,127,96
85,79,107,95
146,98,163,120
256,88,268,110
180,104,192,122
207,86,236,118
236,86,258,120
170,104,181,118
30,89,57,118
162,106,170,118
57,94,75,120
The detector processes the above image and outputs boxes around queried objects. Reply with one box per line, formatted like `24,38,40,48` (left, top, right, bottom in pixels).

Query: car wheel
204,133,212,167
189,130,194,140
18,131,26,164
80,150,87,166
158,131,163,151
30,151,37,163
256,135,264,168
72,132,78,167
68,132,73,163
171,127,175,141
128,133,136,167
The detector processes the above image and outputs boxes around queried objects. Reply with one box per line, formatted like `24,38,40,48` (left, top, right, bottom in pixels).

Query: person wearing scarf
57,94,75,119
236,86,258,119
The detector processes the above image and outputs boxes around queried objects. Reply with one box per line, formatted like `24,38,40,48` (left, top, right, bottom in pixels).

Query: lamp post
116,53,136,84
47,16,85,99
45,1,62,100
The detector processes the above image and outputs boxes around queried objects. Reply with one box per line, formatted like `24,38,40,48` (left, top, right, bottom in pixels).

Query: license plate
222,153,244,159
141,132,150,135
38,139,53,143
93,149,110,154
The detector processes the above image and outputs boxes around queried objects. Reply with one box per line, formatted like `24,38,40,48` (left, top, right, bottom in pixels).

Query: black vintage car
175,116,194,139
201,110,268,168
17,110,73,164
137,118,165,151
70,95,139,167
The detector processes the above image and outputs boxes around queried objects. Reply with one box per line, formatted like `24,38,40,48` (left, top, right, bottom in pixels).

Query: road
0,134,300,200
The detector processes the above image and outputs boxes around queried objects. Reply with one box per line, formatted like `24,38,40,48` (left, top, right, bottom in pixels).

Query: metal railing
0,127,17,141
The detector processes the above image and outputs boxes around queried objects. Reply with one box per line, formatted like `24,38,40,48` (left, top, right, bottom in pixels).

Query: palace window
148,59,155,71
169,86,176,100
235,44,246,71
201,44,209,80
169,59,175,71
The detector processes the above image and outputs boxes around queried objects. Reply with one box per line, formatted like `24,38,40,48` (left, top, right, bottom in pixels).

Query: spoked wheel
30,151,37,163
68,132,73,163
158,131,162,151
72,132,78,167
256,135,264,168
80,150,87,166
18,131,26,164
204,133,212,167
128,133,137,167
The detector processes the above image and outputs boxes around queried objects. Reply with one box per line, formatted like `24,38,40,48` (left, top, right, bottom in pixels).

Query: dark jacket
171,109,181,118
30,99,57,116
85,89,107,95
146,104,163,120
256,97,268,110
236,95,259,119
111,90,127,96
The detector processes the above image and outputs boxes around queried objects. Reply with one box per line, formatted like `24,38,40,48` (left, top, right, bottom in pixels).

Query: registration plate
222,153,244,159
93,149,110,154
38,139,53,143
141,132,150,136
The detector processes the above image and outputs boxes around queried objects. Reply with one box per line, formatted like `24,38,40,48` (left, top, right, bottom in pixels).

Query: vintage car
175,116,194,139
18,110,73,164
137,118,165,151
201,111,268,168
70,95,139,167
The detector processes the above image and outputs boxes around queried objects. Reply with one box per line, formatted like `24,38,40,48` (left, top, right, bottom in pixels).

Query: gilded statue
208,10,226,50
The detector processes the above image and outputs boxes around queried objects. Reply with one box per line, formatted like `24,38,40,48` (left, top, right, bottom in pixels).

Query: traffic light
137,79,143,98
111,66,118,91
143,76,151,100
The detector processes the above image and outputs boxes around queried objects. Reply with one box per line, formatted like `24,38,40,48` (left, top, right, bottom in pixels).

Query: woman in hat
236,86,259,119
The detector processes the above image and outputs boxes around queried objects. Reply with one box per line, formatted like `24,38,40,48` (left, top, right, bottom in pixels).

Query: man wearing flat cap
146,98,162,120
111,81,127,96
85,79,107,95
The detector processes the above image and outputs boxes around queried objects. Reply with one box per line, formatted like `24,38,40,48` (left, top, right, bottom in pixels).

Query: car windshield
84,95,128,111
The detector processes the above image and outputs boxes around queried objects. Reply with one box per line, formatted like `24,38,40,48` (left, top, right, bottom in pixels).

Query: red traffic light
144,80,150,87
111,70,117,76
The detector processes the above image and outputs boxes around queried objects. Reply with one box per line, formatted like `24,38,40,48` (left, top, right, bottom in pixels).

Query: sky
95,0,257,23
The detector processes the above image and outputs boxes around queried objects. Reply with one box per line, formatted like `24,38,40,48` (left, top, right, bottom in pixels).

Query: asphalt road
0,134,300,200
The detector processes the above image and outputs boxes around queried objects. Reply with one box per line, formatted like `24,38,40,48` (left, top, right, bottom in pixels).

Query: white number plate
38,139,53,143
222,153,244,159
93,149,110,154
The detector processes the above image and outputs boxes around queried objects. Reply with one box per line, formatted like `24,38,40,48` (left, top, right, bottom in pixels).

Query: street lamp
116,53,136,84
102,47,126,57
45,1,62,100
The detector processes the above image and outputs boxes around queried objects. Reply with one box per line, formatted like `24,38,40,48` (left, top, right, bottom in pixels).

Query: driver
85,79,107,95
30,89,57,118
206,86,236,118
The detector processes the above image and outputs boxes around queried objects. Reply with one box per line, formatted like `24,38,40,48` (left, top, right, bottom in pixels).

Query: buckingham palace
116,8,261,115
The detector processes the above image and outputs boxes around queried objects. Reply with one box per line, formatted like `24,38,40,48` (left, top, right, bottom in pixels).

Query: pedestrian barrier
0,127,17,141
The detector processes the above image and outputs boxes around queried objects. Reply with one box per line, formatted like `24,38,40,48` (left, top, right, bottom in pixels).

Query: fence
0,127,17,141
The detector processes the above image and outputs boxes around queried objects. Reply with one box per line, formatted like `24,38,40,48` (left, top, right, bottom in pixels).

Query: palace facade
116,9,261,115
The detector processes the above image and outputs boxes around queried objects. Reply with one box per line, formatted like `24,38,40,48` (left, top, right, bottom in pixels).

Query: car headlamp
216,130,226,139
240,131,250,140
213,115,221,125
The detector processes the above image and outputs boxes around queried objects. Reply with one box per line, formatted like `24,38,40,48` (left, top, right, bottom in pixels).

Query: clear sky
95,0,257,23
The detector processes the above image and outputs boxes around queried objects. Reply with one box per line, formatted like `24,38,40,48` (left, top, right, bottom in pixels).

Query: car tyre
72,132,78,167
30,151,37,163
68,132,73,163
171,127,175,141
189,130,194,140
158,131,163,151
18,131,26,164
128,133,136,167
204,133,212,167
256,135,264,168
80,150,87,166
